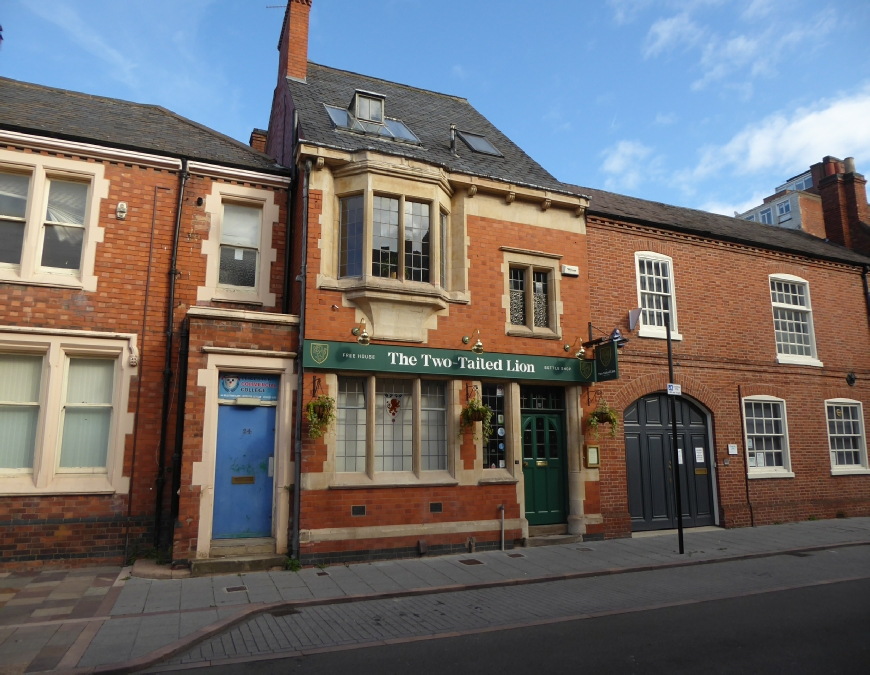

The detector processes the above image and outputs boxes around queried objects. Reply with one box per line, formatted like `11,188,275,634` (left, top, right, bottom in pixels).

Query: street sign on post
667,383,681,396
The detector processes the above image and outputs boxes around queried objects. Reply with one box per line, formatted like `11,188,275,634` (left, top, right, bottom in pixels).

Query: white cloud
654,112,677,125
601,140,661,190
607,0,654,25
643,13,703,58
700,190,769,217
25,1,138,87
685,85,870,182
451,64,467,79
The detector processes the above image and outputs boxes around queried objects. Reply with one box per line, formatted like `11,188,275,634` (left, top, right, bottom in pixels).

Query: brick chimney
249,129,267,153
277,0,311,83
814,155,870,254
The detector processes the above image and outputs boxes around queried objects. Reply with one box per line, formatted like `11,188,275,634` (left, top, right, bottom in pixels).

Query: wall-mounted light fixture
563,337,586,359
351,319,370,346
462,329,484,354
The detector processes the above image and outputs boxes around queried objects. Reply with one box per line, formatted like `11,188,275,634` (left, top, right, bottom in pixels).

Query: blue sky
3,0,869,215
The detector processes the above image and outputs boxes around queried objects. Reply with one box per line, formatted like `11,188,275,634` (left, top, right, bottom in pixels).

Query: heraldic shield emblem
310,342,329,365
599,343,613,367
579,360,594,380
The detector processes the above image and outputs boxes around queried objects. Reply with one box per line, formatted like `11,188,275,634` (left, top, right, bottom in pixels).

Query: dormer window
354,92,384,123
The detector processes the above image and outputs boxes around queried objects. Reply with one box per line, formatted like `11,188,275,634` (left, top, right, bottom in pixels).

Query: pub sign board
303,340,605,384
594,341,619,382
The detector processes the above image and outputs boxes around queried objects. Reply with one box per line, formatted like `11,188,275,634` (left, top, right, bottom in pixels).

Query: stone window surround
0,149,109,292
501,247,563,340
190,350,297,559
198,182,280,307
0,328,137,496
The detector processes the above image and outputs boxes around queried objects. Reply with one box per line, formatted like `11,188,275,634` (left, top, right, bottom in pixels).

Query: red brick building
0,78,294,568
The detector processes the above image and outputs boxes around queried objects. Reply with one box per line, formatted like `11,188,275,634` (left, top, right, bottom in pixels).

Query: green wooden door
522,413,566,525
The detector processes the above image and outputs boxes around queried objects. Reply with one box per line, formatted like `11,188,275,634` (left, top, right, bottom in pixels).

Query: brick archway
611,372,721,416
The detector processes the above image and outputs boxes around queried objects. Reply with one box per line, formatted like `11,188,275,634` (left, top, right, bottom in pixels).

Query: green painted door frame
521,412,567,526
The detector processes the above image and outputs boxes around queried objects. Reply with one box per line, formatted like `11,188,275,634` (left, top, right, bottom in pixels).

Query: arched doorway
624,394,715,532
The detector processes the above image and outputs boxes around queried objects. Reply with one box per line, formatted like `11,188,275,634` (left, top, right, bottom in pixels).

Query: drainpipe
154,158,189,548
737,384,755,527
291,159,312,561
282,110,299,315
498,504,505,551
170,318,189,530
862,266,870,328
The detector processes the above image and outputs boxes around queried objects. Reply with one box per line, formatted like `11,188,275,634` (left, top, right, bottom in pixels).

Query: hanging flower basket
459,397,494,444
306,394,336,440
587,400,619,439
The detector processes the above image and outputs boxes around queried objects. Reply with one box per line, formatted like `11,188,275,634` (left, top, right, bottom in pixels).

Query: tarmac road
154,570,870,674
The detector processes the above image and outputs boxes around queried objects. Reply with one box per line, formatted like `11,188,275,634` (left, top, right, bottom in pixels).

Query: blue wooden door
212,405,276,539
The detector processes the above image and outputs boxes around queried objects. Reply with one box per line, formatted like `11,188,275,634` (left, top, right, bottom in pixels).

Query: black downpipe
863,266,870,327
154,159,189,548
282,111,298,315
291,159,311,561
170,318,190,527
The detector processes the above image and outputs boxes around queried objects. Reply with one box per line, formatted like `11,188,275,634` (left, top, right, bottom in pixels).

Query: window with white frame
769,275,820,365
826,400,869,472
334,375,448,477
635,252,680,339
760,208,773,225
777,200,791,222
219,203,261,289
0,333,132,494
0,152,108,291
743,397,791,474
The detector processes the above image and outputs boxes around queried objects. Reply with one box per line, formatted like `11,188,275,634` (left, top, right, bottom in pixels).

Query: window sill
329,471,457,489
638,326,683,341
748,470,795,479
775,354,823,367
831,467,870,476
208,287,267,305
0,473,119,495
506,327,562,340
478,470,518,485
0,272,84,290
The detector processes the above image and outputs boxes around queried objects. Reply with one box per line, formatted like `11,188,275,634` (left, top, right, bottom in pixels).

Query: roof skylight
323,104,420,145
456,130,501,157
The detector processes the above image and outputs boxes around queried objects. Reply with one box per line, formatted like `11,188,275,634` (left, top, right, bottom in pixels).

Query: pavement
0,517,868,675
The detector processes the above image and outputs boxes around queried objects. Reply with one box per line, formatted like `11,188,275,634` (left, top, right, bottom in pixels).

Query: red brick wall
0,145,290,568
798,194,826,239
586,216,870,537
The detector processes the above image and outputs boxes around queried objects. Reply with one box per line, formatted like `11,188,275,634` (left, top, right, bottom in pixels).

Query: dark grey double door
624,394,715,532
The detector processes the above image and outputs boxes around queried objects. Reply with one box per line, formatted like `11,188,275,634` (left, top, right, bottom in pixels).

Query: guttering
863,266,870,328
291,158,312,561
154,158,189,548
187,161,291,188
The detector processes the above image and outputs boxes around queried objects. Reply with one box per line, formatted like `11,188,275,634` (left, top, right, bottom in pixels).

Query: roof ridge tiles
305,62,469,103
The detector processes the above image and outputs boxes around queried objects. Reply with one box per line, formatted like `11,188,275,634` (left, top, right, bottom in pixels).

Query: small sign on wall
728,444,738,455
585,445,600,468
219,373,280,402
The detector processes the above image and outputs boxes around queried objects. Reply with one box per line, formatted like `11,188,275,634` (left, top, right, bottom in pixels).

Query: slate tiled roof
566,183,870,266
288,63,568,194
0,77,283,173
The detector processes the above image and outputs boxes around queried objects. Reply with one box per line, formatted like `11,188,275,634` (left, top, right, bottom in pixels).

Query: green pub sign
304,340,618,384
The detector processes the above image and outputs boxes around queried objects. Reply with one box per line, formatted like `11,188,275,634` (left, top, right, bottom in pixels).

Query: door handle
523,461,529,468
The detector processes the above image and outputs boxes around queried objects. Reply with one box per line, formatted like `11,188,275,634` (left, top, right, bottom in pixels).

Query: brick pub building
2,0,869,570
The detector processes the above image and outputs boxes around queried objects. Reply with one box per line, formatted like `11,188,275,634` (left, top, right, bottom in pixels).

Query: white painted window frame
198,182,279,307
742,395,794,479
769,273,822,367
0,150,109,291
760,208,773,225
0,330,136,495
825,398,870,476
634,251,682,341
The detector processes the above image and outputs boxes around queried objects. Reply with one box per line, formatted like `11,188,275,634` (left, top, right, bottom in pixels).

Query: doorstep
190,554,287,577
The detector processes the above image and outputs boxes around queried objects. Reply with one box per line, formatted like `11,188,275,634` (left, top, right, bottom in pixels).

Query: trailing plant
459,396,494,444
306,394,336,440
587,400,619,439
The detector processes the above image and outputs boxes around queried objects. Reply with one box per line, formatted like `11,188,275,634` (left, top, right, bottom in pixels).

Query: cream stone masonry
0,148,109,291
501,247,565,340
191,351,296,558
197,182,280,307
300,518,524,544
0,329,137,496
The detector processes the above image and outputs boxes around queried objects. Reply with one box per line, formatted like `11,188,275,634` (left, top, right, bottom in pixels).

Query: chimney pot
845,157,856,174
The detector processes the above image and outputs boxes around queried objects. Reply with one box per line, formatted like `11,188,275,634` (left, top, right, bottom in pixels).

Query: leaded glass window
637,256,674,331
375,378,413,471
482,383,506,469
372,196,399,278
510,268,526,325
336,377,367,472
827,402,865,467
339,195,363,278
533,271,549,328
404,201,430,282
770,278,814,357
420,380,447,470
744,399,787,470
